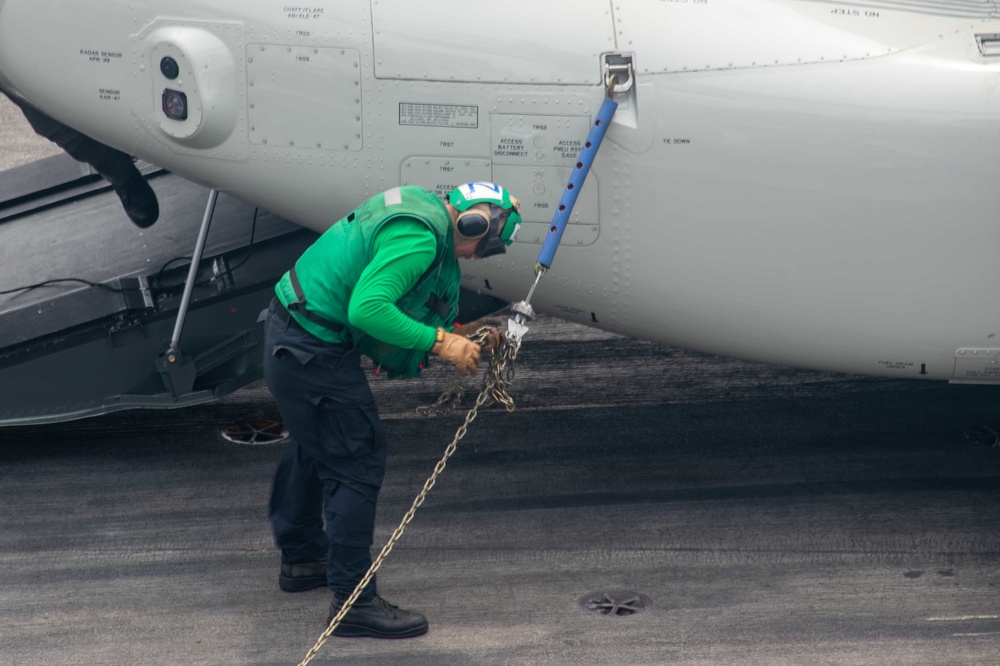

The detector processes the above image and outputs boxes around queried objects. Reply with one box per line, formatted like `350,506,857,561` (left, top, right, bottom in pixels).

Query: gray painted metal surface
0,154,315,425
3,2,999,383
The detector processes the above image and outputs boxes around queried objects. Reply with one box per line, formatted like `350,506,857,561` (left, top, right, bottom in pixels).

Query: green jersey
274,187,462,376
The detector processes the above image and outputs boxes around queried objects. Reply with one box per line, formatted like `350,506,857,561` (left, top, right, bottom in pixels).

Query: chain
417,325,518,417
296,328,519,666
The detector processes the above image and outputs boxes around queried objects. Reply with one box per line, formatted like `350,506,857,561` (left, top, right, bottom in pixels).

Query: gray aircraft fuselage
1,0,999,384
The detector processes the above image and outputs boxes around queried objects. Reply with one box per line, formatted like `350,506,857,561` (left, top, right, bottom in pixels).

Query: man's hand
453,316,505,353
431,330,481,375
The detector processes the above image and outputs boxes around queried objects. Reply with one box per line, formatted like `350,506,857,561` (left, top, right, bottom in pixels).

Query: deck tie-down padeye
297,58,630,665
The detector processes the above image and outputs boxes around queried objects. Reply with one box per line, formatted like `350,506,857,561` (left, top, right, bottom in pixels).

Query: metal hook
605,62,634,98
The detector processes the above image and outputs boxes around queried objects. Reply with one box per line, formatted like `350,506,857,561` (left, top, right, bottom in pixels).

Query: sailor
263,182,521,638
3,91,159,228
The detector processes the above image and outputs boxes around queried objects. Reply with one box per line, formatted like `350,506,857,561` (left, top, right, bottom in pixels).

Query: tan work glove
431,328,481,376
452,316,505,353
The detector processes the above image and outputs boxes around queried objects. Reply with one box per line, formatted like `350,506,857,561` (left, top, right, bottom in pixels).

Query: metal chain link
296,327,519,666
417,326,518,417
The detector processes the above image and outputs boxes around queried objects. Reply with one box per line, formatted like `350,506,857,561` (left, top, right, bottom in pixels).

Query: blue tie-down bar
535,95,618,271
508,69,627,347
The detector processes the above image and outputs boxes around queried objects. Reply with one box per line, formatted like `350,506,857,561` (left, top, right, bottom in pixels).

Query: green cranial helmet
448,182,522,256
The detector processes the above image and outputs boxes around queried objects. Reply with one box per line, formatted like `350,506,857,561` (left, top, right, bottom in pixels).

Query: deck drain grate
580,590,653,617
221,419,289,445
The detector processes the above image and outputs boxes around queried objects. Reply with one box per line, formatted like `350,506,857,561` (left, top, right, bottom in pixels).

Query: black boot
327,593,428,638
279,560,327,593
112,170,159,228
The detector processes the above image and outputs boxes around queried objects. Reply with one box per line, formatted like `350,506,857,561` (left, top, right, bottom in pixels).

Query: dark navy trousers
263,299,386,598
8,94,140,188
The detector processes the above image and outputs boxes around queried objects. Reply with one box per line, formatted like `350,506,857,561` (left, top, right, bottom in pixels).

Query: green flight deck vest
275,186,461,378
